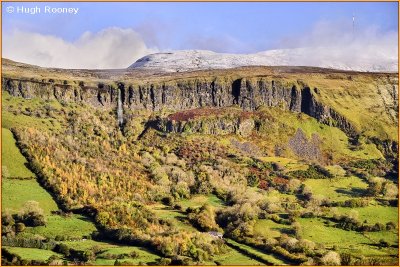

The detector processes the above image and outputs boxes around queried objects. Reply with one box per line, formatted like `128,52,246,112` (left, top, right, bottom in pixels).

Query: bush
289,165,332,180
56,243,70,257
320,251,341,265
386,221,396,230
188,204,219,231
15,222,25,233
379,239,389,248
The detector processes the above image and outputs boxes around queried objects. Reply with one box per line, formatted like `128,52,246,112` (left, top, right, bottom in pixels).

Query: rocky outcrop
123,79,302,113
300,87,358,137
2,77,117,108
288,128,322,161
155,114,255,137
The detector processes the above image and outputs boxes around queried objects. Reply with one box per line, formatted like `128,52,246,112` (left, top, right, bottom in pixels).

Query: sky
2,1,398,69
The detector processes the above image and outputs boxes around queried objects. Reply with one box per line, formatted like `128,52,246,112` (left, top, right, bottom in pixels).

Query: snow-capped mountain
129,48,398,73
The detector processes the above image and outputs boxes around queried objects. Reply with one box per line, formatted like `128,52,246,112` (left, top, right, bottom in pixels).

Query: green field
3,247,63,262
62,239,161,265
225,239,287,265
62,239,122,251
177,194,225,209
213,248,264,265
1,128,34,178
2,178,58,214
95,246,161,265
25,214,97,239
336,205,398,226
259,156,308,172
254,219,291,238
298,217,397,258
150,203,198,232
303,176,369,201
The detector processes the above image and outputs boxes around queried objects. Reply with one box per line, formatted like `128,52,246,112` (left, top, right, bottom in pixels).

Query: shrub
379,239,389,248
289,165,332,180
320,251,341,265
386,221,396,230
189,204,219,231
15,222,25,233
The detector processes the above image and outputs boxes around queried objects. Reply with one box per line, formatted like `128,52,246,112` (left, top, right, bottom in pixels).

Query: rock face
155,111,255,137
2,78,117,108
125,79,302,112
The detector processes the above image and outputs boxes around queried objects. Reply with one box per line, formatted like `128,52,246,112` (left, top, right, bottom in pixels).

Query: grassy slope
306,74,398,141
1,128,34,178
2,92,63,131
149,203,198,232
213,249,264,265
257,107,384,161
25,214,97,239
298,217,398,258
95,246,160,265
177,194,225,209
2,178,58,215
336,205,398,226
254,219,291,239
225,238,287,265
303,176,369,201
3,246,63,261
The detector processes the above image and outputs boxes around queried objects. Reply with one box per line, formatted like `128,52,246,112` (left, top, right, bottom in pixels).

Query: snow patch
129,48,397,73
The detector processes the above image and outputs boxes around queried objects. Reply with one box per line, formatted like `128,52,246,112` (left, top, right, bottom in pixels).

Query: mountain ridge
129,48,398,73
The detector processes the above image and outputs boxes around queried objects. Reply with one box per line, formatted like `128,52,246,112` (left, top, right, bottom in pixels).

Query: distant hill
129,49,398,73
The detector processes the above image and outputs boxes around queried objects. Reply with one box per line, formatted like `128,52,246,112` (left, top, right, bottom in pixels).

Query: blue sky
2,1,398,68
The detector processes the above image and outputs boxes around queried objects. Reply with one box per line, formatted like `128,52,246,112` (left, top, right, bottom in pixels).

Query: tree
96,211,110,226
18,201,46,227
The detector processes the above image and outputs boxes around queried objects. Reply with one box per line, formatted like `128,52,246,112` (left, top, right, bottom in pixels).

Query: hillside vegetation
1,60,398,265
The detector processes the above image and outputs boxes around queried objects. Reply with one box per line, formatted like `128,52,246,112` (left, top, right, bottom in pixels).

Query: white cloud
272,20,398,71
3,27,158,69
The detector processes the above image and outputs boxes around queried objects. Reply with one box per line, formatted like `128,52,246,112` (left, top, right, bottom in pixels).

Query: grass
303,175,369,201
62,239,161,265
225,238,287,265
336,205,398,226
1,128,34,178
254,219,291,238
62,239,118,251
258,156,308,172
149,203,198,232
213,248,264,265
2,178,58,214
95,246,160,265
298,217,398,258
252,106,384,163
3,246,63,262
177,194,225,210
25,214,97,239
2,93,62,132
